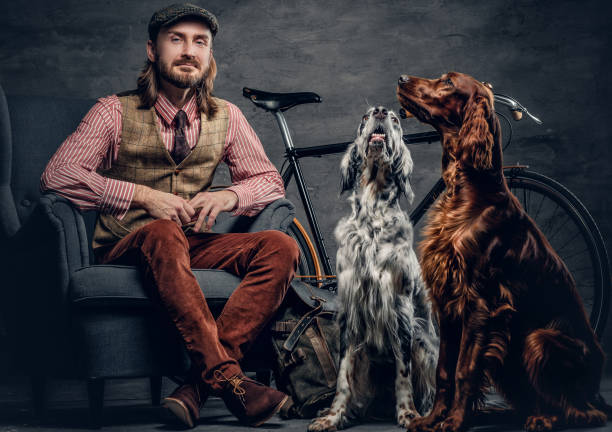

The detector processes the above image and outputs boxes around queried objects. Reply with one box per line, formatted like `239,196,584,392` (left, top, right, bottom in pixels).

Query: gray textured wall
2,0,612,354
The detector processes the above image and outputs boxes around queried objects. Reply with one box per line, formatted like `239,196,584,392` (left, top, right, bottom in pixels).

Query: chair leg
87,377,105,429
150,376,162,406
31,375,46,420
256,369,271,386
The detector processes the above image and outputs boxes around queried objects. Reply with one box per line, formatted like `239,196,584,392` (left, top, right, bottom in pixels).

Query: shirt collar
154,92,199,126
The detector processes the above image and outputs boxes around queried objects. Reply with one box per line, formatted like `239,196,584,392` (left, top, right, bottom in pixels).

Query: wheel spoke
546,213,571,243
533,190,546,222
540,203,560,235
558,247,589,262
569,267,594,275
555,232,583,254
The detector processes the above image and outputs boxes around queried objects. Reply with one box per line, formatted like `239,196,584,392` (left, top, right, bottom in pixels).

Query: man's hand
132,184,195,225
188,190,238,232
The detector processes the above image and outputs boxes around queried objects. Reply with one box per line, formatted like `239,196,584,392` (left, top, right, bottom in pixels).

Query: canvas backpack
269,279,340,418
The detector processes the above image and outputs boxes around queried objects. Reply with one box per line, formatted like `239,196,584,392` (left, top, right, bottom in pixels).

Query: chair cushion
70,264,241,310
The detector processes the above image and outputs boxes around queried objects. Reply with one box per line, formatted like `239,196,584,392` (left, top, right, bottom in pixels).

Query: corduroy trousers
96,219,299,390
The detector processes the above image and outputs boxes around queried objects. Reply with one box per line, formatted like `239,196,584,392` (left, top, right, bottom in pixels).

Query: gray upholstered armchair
0,84,295,426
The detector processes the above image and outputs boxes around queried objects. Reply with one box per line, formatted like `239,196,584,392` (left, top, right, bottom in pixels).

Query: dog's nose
373,107,387,119
399,75,410,84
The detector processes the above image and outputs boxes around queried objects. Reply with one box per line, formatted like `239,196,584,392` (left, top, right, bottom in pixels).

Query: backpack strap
282,300,323,352
289,280,338,312
305,319,337,388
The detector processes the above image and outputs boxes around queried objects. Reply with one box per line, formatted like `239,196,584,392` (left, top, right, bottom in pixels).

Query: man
40,3,299,428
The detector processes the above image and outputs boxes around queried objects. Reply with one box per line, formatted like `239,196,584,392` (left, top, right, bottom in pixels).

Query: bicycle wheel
287,218,322,285
504,168,610,338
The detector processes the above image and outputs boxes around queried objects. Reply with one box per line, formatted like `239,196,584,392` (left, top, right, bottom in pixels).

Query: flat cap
148,3,219,41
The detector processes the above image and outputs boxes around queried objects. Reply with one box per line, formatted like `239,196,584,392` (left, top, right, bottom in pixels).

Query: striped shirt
40,92,285,219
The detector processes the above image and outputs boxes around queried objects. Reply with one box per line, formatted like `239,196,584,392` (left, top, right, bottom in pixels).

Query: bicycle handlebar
493,93,543,125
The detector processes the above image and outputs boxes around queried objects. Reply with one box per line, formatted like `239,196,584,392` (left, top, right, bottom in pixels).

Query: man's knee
258,230,300,266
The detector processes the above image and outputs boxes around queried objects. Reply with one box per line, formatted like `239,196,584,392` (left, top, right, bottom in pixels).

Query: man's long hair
136,55,218,118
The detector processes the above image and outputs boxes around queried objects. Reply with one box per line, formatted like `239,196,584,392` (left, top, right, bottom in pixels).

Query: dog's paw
434,414,466,432
524,415,557,432
566,405,606,427
407,415,437,432
397,408,419,428
308,415,339,432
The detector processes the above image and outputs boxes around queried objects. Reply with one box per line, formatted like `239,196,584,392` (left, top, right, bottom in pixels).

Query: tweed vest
92,94,228,250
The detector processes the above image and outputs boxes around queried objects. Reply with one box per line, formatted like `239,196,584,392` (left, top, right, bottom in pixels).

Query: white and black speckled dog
308,107,439,431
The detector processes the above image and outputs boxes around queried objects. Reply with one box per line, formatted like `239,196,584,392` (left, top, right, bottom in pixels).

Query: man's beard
157,57,207,89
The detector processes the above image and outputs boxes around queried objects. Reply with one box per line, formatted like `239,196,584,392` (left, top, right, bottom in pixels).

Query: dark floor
1,375,612,432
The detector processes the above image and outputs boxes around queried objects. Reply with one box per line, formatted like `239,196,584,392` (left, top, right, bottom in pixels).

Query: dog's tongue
369,133,385,145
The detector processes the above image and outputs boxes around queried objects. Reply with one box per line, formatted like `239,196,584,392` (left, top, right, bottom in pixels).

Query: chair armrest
212,198,296,234
246,198,296,233
34,193,90,279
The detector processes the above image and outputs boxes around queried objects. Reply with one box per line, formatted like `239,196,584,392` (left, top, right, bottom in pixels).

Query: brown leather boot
213,370,289,427
162,382,209,428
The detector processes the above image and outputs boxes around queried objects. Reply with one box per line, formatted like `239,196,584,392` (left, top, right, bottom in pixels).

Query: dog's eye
444,78,454,87
392,117,399,124
362,115,369,122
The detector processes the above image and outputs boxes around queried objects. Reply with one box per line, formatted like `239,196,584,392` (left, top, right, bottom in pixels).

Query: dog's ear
393,144,415,204
340,142,361,194
458,95,494,170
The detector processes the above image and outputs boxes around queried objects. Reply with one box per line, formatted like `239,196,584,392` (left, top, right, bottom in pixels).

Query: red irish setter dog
396,72,609,432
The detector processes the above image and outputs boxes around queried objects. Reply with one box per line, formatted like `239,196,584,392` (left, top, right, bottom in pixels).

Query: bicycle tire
504,169,610,338
287,218,322,285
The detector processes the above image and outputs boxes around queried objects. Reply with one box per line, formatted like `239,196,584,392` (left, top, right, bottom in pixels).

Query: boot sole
250,394,290,427
163,397,195,428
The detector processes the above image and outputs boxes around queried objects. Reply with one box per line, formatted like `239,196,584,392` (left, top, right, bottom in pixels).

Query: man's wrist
226,185,251,214
132,184,151,209
226,189,239,211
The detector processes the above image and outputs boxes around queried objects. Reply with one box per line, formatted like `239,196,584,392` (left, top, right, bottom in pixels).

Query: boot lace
214,370,246,407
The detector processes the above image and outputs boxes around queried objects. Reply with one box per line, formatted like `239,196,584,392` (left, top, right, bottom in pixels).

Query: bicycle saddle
243,87,322,112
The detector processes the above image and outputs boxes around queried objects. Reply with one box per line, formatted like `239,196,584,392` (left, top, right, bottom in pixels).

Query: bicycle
242,86,611,339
